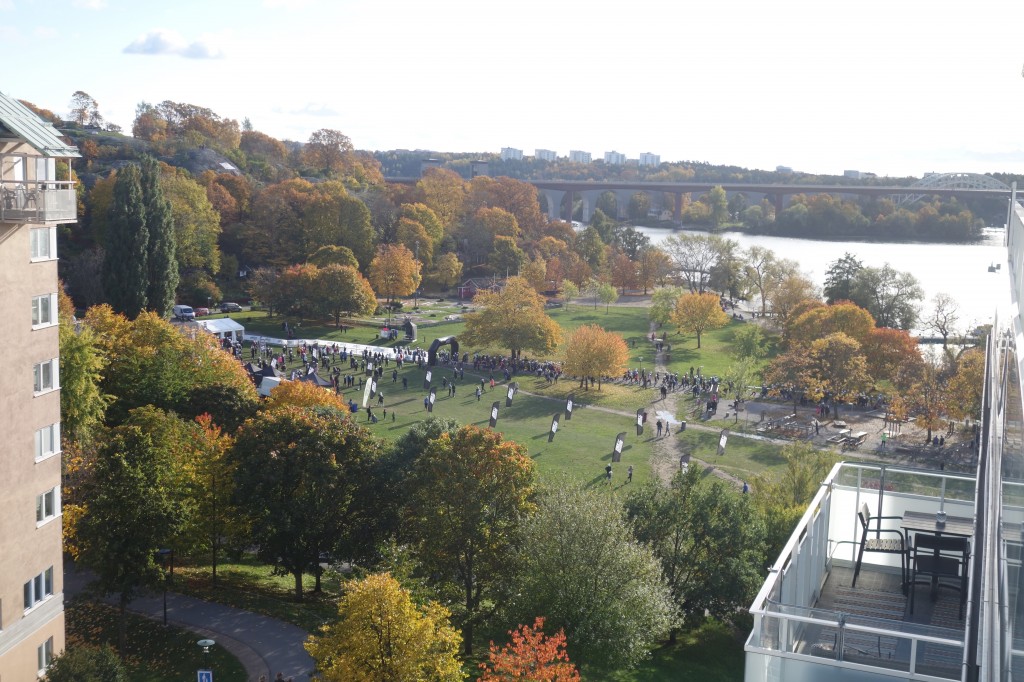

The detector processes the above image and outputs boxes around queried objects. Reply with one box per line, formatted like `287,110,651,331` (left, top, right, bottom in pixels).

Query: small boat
989,263,999,272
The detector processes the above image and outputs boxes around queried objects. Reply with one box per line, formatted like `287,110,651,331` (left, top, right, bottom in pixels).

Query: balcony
744,461,1009,682
0,180,77,224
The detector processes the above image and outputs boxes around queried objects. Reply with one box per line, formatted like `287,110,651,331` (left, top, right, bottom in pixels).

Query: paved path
64,562,314,681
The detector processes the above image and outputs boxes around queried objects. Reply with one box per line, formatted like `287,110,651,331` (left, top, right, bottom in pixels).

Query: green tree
433,252,463,291
625,468,765,637
489,234,527,275
45,644,127,682
58,288,110,441
850,264,924,330
508,483,674,671
708,185,729,228
140,156,178,317
575,226,606,270
822,252,863,304
308,244,359,269
462,277,561,359
732,324,766,359
305,573,465,682
76,424,188,652
597,280,618,312
231,407,382,600
102,163,148,317
561,279,580,309
161,165,222,282
649,286,685,326
407,425,537,655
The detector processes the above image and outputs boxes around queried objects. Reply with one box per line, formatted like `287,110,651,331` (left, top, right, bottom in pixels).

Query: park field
230,303,784,489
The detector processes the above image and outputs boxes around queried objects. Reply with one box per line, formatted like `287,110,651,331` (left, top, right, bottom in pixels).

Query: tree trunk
118,594,129,654
669,627,678,644
696,332,702,349
294,570,304,602
314,566,323,593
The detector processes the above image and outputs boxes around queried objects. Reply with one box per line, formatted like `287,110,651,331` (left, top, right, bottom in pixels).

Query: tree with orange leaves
264,378,349,412
479,617,580,682
562,324,629,391
671,292,729,349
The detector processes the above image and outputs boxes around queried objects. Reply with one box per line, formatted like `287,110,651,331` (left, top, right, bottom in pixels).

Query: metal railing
0,180,76,223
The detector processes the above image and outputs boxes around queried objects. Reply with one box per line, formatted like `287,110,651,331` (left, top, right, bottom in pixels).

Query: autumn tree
303,128,354,176
305,573,464,682
662,233,723,294
786,301,875,348
318,264,377,327
369,243,422,306
562,324,629,390
102,164,148,318
610,251,638,294
849,264,924,330
744,246,797,317
68,90,103,127
908,357,950,443
672,292,729,348
232,407,382,600
433,252,463,291
637,246,672,294
308,244,359,269
417,167,466,234
263,379,350,412
560,280,579,310
396,217,434,267
479,618,580,682
946,347,985,421
862,327,924,388
462,277,562,359
767,332,870,416
649,286,685,326
521,256,548,293
406,425,537,655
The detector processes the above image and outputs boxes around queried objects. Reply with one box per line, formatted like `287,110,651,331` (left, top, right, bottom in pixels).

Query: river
633,226,1011,336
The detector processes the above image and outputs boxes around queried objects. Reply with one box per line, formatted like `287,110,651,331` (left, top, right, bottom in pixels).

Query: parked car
220,302,243,313
194,307,211,317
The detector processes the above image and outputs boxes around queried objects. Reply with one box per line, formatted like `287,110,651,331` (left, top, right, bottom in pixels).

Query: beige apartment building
0,92,79,678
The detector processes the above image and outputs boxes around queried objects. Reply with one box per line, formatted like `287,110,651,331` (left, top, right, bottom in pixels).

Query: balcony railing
0,181,77,223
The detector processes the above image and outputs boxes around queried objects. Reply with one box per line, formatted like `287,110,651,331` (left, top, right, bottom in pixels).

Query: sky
4,0,1024,178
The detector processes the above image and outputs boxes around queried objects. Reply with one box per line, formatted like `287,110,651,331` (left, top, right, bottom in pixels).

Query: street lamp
156,548,174,626
197,639,215,682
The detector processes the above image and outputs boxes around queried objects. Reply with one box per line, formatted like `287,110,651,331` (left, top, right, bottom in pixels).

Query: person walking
881,431,888,449
656,420,663,437
605,463,612,484
627,465,633,483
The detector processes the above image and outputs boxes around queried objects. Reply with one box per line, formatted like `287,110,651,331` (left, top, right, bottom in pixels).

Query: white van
173,305,196,321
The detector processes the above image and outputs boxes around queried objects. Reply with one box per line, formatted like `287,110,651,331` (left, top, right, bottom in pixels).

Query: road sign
198,670,213,682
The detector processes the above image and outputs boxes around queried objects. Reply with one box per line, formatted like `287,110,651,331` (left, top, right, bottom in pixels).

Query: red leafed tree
479,617,580,682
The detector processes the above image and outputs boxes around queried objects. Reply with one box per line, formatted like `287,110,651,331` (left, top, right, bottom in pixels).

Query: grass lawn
65,598,247,682
174,557,339,633
672,428,788,481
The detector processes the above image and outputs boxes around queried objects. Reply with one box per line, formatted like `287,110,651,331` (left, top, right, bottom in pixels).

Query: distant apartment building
0,91,80,678
604,151,626,165
500,147,523,161
534,149,557,162
420,158,443,176
569,150,591,163
638,152,661,167
776,165,794,173
844,169,863,179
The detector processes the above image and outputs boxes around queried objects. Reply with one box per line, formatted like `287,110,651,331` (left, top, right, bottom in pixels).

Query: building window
33,359,58,394
30,227,56,261
23,567,53,611
35,423,60,461
36,487,60,525
37,636,53,674
32,293,57,328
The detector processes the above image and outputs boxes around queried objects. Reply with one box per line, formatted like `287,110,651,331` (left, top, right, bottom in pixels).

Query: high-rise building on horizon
569,150,591,164
500,147,523,161
638,152,660,167
604,151,626,165
0,90,79,678
535,149,557,162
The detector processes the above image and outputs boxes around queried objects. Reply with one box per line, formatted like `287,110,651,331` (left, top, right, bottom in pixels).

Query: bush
389,301,404,311
45,644,127,682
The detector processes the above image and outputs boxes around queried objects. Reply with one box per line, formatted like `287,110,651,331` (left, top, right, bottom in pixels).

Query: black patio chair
908,534,970,618
852,502,907,590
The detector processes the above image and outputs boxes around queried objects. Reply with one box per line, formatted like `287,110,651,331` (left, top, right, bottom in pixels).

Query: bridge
386,172,1013,222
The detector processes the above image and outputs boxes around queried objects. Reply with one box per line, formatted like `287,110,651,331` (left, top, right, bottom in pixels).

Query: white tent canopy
197,317,245,342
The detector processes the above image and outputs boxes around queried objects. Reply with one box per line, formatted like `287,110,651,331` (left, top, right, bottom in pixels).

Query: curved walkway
64,562,313,681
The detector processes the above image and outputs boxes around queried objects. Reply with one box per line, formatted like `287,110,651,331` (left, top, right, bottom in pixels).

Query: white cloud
123,29,225,59
72,0,108,9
